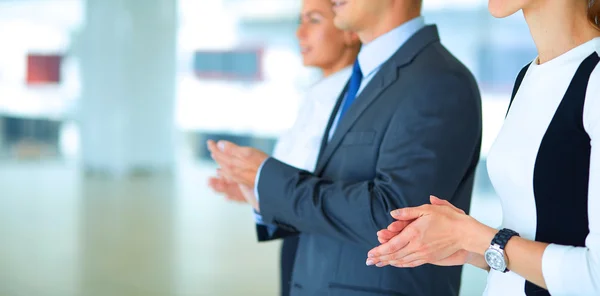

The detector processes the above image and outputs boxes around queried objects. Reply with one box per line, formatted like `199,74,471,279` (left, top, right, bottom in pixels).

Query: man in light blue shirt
208,0,482,295
254,15,426,233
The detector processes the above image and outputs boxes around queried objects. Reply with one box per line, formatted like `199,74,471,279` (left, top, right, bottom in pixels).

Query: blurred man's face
331,0,391,32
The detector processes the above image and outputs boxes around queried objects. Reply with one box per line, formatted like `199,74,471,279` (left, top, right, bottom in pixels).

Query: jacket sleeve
257,73,482,249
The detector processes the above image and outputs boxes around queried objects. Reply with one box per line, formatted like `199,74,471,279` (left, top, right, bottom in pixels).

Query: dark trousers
280,235,299,296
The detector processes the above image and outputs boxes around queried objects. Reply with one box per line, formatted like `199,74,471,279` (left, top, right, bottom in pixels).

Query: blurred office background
0,0,536,295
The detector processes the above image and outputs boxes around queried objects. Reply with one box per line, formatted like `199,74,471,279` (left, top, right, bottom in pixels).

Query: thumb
217,169,233,183
238,183,251,191
217,140,249,158
217,140,234,153
430,195,465,214
387,220,412,232
430,195,448,206
390,206,428,220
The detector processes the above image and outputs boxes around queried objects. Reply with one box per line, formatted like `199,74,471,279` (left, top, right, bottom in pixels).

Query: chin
488,0,521,18
301,59,314,67
333,16,351,31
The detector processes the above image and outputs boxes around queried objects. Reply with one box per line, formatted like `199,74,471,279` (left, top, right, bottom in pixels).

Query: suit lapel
314,65,397,175
313,25,441,176
316,81,349,163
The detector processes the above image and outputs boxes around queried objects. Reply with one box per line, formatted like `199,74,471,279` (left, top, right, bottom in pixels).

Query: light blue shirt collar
357,16,426,78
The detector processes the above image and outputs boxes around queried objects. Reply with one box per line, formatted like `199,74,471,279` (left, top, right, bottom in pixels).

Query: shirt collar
358,16,426,78
311,65,353,97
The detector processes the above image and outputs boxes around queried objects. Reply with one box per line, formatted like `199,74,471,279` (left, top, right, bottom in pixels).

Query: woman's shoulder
305,66,352,104
311,66,352,91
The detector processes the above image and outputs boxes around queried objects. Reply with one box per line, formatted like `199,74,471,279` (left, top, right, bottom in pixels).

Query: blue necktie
338,60,363,120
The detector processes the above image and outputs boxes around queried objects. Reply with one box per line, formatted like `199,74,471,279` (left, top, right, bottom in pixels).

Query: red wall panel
26,54,62,85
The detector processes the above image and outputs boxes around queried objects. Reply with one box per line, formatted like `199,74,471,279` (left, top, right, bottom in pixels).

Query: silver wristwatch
484,228,519,273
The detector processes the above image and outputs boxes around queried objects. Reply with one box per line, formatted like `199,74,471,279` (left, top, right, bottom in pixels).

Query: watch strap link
492,228,520,250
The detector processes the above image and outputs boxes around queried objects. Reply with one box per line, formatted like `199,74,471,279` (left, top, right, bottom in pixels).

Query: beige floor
0,157,498,296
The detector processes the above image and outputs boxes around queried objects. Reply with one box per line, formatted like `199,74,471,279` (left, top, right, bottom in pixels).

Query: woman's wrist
465,251,490,271
458,215,498,255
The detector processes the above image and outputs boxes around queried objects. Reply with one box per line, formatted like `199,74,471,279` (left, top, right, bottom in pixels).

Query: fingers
390,259,427,268
211,147,246,170
207,140,250,159
207,140,221,155
225,193,247,203
238,184,254,196
368,229,412,258
387,220,413,232
386,249,423,267
367,240,419,267
377,229,399,244
208,141,256,187
366,255,387,267
211,174,236,185
208,175,248,203
211,154,250,184
378,220,416,243
219,140,246,157
207,140,239,168
207,140,232,154
219,167,254,187
216,168,228,179
208,177,226,193
372,243,419,265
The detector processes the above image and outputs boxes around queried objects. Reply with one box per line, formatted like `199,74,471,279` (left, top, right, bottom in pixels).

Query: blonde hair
590,0,600,30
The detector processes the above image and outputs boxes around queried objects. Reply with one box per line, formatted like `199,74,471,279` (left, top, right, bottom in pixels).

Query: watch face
485,248,506,271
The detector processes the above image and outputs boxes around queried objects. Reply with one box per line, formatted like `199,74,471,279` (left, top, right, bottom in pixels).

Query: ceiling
0,0,487,30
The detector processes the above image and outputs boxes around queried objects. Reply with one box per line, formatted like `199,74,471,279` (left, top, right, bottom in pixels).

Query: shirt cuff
253,209,277,237
541,243,572,294
253,210,265,224
253,158,276,236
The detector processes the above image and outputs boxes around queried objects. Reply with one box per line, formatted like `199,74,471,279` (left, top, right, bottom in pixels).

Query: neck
321,48,358,77
523,1,600,64
357,11,421,44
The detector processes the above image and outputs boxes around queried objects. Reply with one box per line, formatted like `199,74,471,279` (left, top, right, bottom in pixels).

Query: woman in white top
365,1,600,295
208,0,359,295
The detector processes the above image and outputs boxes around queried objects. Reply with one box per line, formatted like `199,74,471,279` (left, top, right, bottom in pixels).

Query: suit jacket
256,25,482,296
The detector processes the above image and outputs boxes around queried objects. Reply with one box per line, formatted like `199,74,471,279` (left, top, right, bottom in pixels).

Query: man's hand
238,183,260,212
207,175,246,203
206,140,269,188
207,173,260,211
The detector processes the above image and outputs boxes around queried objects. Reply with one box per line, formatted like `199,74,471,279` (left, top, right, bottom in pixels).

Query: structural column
78,0,177,176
